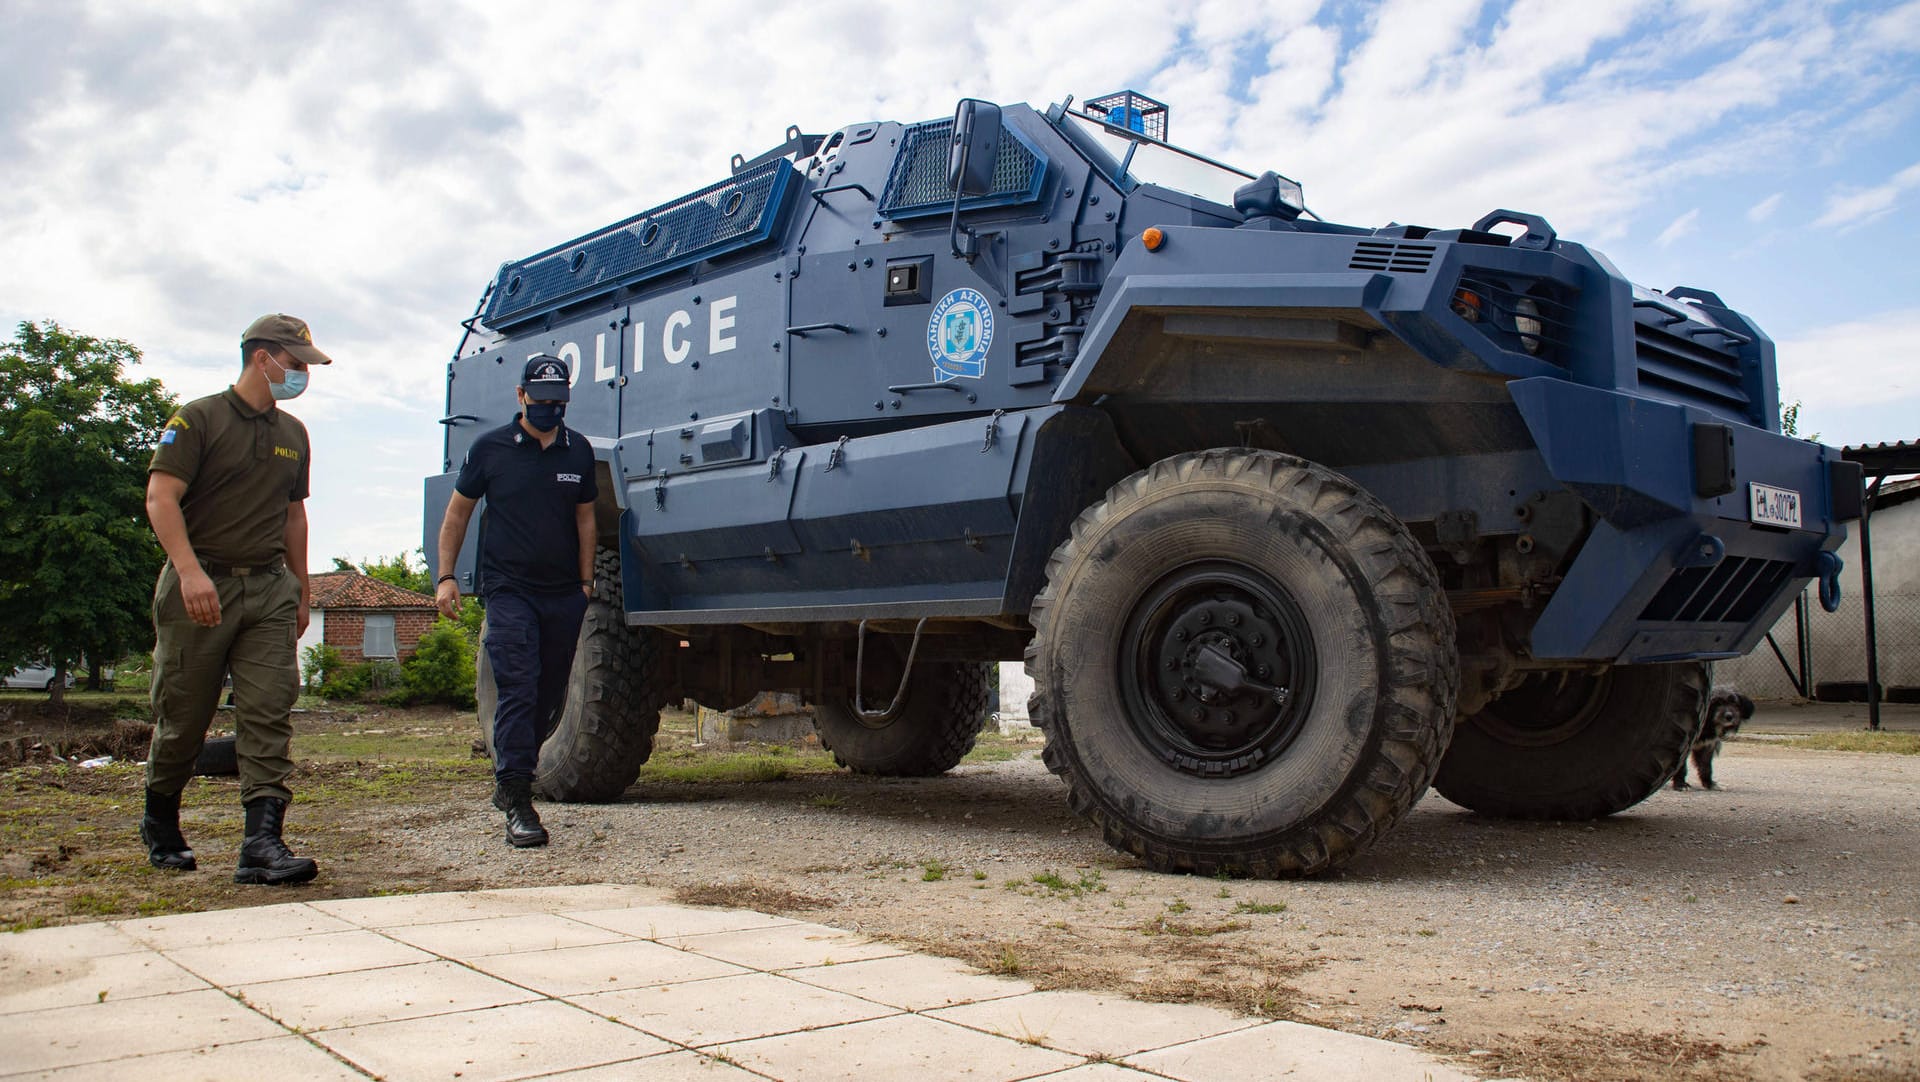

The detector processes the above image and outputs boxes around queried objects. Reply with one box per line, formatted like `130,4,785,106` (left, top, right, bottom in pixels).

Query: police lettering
627,295,738,373
556,472,582,483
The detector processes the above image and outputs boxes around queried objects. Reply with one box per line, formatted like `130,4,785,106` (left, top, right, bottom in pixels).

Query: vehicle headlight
1514,297,1543,354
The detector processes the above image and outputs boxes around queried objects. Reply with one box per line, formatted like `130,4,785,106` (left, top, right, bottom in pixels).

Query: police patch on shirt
927,287,993,383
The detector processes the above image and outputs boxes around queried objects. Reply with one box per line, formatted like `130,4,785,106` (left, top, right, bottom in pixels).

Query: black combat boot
234,797,319,885
491,778,549,848
140,788,197,871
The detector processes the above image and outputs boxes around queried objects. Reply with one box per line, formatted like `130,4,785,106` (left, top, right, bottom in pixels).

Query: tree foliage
0,321,177,702
332,549,431,594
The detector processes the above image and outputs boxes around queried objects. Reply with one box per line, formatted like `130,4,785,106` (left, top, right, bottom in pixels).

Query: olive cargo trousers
146,562,301,804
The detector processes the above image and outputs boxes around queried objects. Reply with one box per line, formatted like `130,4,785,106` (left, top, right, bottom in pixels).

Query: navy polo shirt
454,417,598,595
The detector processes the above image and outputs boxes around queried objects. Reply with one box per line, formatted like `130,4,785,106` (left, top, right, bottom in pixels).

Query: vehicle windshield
1059,111,1252,207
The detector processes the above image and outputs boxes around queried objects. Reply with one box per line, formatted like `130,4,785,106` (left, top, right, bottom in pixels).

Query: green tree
332,549,431,594
0,321,177,703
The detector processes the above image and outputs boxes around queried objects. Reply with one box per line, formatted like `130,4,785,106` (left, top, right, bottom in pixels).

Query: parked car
3,664,76,690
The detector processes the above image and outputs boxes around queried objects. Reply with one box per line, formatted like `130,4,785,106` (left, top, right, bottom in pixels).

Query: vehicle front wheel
1433,662,1706,819
1027,449,1458,877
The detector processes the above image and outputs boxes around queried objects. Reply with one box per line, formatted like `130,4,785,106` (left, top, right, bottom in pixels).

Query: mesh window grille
879,120,1041,217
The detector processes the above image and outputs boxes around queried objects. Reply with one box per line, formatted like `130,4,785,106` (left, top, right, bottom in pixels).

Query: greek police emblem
926,288,993,382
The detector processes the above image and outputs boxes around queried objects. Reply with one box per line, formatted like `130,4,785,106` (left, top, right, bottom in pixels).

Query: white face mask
264,352,308,401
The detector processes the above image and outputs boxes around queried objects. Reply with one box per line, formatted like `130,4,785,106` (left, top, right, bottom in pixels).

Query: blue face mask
265,354,308,401
525,401,565,432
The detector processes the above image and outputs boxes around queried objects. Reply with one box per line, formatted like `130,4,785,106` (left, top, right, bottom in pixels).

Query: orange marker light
1141,227,1165,251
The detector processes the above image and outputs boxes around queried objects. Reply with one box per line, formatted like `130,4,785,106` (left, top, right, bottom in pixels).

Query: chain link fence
1714,590,1920,702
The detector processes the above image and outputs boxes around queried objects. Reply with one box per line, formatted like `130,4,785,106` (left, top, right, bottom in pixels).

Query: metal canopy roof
1842,439,1920,477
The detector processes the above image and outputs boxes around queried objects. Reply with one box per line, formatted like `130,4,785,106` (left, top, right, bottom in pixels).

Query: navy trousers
483,588,589,783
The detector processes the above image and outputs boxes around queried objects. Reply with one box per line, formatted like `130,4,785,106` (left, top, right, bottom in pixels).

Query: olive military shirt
149,388,310,565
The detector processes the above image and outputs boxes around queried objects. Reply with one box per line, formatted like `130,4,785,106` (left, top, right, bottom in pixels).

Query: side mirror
948,99,1002,196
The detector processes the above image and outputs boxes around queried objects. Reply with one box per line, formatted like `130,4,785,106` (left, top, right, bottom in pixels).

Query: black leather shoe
234,797,319,885
140,788,197,871
492,779,549,848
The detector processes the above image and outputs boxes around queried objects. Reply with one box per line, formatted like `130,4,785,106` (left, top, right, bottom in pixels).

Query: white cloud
1775,308,1920,412
1747,192,1785,221
1,0,1916,562
1656,208,1701,246
1813,160,1920,229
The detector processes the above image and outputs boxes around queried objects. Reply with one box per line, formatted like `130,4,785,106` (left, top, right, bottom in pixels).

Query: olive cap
241,313,333,365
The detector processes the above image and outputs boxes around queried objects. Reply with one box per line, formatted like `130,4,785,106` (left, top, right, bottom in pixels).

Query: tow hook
1817,550,1844,612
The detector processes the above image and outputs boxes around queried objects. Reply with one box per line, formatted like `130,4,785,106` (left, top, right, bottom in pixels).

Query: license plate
1749,483,1802,528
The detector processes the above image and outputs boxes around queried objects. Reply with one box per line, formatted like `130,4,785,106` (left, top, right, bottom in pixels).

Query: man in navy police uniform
435,355,597,847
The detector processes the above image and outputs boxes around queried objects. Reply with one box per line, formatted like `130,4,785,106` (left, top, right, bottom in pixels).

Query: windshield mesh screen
879,119,1043,218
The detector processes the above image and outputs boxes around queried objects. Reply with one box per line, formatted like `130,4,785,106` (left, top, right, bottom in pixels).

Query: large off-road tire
1027,449,1459,877
811,660,992,776
1433,662,1706,819
478,549,666,802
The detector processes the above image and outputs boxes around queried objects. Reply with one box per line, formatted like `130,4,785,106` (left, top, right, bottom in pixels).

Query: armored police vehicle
427,92,1858,876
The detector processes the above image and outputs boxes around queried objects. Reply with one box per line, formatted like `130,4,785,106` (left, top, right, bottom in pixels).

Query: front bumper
1509,377,1852,662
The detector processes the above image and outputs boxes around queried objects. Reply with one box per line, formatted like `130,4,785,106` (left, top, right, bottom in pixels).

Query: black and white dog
1673,688,1755,791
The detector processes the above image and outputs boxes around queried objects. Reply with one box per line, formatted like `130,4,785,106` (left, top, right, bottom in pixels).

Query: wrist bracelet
436,574,456,585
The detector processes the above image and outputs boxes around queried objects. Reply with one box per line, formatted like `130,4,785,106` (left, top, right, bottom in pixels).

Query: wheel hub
1122,563,1316,778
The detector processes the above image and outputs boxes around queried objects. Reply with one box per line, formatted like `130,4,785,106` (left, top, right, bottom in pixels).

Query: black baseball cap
520,354,571,401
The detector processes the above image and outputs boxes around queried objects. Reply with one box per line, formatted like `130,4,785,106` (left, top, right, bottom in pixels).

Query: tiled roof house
297,570,439,668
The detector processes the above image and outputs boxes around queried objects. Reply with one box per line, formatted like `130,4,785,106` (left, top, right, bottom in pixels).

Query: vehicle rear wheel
478,549,667,802
1027,449,1458,877
811,660,992,776
1433,662,1706,819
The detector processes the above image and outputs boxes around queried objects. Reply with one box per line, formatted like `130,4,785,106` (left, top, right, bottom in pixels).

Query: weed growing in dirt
971,870,987,881
1138,913,1250,938
1166,898,1191,914
963,731,1045,764
808,793,844,809
1416,928,1437,937
987,944,1022,974
1006,868,1107,898
1233,900,1287,915
921,860,948,882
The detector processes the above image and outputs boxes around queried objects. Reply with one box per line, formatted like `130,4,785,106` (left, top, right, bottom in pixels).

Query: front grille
879,119,1043,218
1638,556,1795,623
1632,311,1753,423
1348,240,1435,272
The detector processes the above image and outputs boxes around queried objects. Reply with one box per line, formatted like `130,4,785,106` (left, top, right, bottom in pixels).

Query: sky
2,0,1917,567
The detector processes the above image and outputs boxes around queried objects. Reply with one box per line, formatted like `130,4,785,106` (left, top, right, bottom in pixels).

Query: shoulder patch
159,429,177,445
165,414,190,430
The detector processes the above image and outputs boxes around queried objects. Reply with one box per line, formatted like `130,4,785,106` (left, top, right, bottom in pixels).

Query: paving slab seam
140,948,382,1080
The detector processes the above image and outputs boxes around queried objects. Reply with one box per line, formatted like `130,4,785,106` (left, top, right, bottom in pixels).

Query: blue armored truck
426,92,1859,876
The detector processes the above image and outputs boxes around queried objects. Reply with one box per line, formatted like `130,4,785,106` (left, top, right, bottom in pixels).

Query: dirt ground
2,692,1917,1082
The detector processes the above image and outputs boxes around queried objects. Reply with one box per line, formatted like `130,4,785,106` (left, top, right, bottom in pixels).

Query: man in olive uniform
435,355,596,848
139,313,329,885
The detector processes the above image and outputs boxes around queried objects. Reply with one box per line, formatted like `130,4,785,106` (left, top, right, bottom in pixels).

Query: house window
363,614,397,659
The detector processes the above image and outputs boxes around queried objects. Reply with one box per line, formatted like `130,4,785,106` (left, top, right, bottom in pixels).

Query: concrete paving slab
163,928,434,986
0,951,208,1015
931,989,1259,1059
565,903,799,941
0,987,287,1075
383,913,630,959
469,938,750,997
1028,1065,1181,1081
474,883,673,909
713,1012,1083,1081
118,903,356,950
1126,1019,1475,1081
530,1049,769,1080
8,1034,367,1081
233,959,541,1032
661,920,905,972
782,953,1035,1011
314,999,673,1082
310,889,562,929
575,971,900,1046
0,923,143,965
